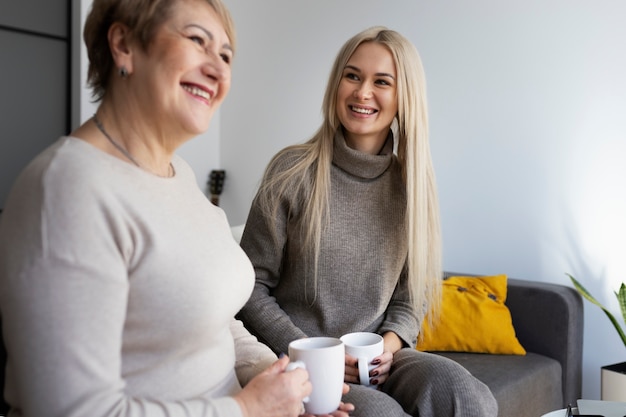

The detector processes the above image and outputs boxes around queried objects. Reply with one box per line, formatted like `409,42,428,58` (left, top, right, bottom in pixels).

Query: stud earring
119,66,128,78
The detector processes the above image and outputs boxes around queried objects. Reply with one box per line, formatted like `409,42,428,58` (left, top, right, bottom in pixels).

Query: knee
419,355,496,404
343,384,408,417
388,350,498,416
444,370,498,414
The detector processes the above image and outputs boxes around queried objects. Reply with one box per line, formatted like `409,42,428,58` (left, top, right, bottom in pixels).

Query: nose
201,50,230,83
353,82,373,100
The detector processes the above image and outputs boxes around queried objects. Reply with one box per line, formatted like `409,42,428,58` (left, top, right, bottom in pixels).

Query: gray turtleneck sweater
239,131,418,355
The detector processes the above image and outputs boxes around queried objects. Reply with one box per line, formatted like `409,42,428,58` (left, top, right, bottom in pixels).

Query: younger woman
238,26,498,417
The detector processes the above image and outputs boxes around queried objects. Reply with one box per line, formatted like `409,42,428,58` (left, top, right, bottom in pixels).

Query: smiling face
130,0,233,138
335,41,398,154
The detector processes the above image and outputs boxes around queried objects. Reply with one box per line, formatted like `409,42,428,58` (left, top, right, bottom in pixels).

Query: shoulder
6,137,101,207
34,137,135,202
265,144,309,176
0,137,125,259
252,145,313,213
3,136,162,229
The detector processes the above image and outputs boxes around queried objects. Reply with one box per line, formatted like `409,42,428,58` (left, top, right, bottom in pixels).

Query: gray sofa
437,272,584,417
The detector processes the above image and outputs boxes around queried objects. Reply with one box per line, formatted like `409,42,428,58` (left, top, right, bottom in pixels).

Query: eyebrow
344,64,395,80
186,23,233,53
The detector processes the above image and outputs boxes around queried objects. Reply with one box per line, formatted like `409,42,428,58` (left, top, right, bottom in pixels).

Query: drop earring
119,66,128,78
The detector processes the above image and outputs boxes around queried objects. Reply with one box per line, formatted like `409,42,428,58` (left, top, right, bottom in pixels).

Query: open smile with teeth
350,105,376,115
182,84,211,101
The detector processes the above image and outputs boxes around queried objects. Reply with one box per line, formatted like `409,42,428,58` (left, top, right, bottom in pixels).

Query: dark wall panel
0,31,68,207
0,0,68,37
0,0,70,208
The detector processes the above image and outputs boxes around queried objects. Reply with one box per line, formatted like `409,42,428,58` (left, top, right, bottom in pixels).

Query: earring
119,66,128,78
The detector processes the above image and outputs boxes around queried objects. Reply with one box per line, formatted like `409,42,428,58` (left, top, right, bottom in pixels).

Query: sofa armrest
506,278,583,406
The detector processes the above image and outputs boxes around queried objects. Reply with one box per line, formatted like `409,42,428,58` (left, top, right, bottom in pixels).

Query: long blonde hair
256,26,442,317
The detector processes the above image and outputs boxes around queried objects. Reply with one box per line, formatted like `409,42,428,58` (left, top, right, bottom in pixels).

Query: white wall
220,0,626,400
74,0,626,401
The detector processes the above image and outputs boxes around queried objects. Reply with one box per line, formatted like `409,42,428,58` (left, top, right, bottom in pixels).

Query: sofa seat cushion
435,351,562,417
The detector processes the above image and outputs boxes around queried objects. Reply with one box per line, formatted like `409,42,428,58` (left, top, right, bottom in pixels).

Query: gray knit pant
342,349,498,417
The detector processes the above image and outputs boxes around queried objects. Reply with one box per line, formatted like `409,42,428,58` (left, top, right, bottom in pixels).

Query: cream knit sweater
0,137,276,417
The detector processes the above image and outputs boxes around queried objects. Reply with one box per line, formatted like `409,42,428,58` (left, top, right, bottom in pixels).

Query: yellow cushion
416,274,526,355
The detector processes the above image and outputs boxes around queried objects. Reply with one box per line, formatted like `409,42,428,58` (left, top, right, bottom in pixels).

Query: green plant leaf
617,283,626,328
568,273,626,348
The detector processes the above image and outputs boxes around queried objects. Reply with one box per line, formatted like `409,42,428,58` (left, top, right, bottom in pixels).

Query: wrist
382,331,403,354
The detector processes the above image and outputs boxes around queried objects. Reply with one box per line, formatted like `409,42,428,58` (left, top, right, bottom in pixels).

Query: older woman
0,1,353,417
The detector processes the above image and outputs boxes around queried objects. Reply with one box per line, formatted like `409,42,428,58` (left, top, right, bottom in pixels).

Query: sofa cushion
437,351,563,417
417,275,526,355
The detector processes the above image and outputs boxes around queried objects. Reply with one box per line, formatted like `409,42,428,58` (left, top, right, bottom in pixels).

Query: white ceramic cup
340,332,384,388
287,337,345,415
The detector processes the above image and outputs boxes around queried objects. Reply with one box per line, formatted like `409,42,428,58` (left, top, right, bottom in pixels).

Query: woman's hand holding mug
341,332,389,388
234,355,311,417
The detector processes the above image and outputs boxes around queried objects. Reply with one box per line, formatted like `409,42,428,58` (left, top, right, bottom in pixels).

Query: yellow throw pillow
416,274,526,355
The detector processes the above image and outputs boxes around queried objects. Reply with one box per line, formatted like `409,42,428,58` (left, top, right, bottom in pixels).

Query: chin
182,113,214,136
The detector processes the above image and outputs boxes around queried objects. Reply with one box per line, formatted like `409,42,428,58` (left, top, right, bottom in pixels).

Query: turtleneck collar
332,129,394,179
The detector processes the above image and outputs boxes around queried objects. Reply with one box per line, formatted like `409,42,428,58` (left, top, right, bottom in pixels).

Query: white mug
340,332,384,388
287,337,345,415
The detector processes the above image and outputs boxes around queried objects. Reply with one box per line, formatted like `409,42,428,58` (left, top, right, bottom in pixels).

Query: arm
0,159,242,417
382,332,404,354
231,318,277,387
377,265,420,349
0,231,243,417
345,267,415,386
237,192,308,354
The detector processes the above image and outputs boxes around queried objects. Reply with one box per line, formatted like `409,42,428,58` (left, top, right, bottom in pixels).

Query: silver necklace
93,114,173,177
93,114,142,168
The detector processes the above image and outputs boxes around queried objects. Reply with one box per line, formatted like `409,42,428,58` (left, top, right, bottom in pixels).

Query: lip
348,104,378,116
181,82,215,103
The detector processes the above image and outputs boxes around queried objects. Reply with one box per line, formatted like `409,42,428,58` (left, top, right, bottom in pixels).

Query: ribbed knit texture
239,130,416,354
239,132,498,417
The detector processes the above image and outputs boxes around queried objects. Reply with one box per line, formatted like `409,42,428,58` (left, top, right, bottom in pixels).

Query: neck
343,128,390,155
92,111,175,178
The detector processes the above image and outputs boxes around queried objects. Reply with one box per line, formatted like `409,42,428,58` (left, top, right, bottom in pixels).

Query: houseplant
568,273,626,401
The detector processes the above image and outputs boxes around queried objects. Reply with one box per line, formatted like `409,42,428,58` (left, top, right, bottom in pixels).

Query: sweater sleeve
237,192,308,355
377,263,421,348
231,318,277,386
0,145,246,417
0,222,244,417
